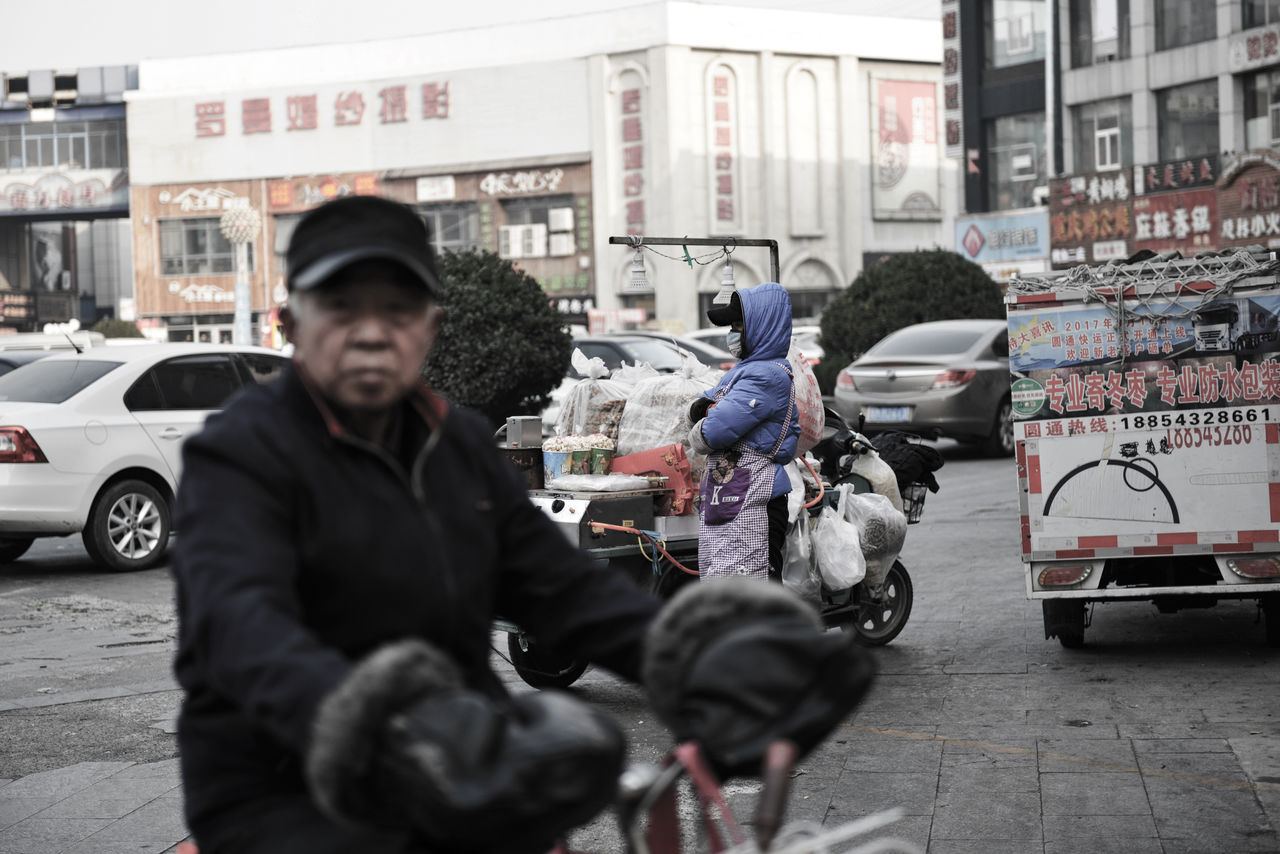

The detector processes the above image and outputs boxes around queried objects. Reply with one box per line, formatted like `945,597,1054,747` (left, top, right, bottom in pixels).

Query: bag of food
811,486,866,591
787,343,825,455
781,516,822,606
555,350,644,442
841,490,907,589
616,355,719,458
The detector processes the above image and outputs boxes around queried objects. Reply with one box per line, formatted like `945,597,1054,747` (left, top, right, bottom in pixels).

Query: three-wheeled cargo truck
1006,250,1280,647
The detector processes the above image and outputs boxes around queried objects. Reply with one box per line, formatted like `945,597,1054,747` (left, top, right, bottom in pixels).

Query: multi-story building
0,67,137,332
122,2,950,341
952,0,1280,275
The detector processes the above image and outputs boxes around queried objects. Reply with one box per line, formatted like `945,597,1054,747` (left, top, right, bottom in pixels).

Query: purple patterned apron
697,364,794,581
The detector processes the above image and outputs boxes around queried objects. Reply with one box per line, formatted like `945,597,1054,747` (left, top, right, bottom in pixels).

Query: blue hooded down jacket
696,282,801,498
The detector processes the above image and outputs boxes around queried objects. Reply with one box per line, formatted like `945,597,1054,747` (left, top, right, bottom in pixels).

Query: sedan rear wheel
0,537,34,564
983,398,1015,457
83,480,172,572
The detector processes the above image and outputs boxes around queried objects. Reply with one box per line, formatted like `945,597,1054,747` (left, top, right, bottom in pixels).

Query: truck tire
1043,599,1086,648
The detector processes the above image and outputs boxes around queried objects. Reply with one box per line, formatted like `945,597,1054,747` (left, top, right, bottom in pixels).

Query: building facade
123,3,951,341
0,67,136,332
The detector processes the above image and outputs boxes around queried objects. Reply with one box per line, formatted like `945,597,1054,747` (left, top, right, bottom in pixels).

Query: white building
121,1,949,340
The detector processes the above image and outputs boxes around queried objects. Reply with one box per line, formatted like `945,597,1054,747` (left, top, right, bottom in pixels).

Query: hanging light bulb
628,245,649,292
713,255,736,305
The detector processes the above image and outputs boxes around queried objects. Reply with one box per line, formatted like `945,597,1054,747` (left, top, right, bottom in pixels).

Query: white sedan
0,343,289,571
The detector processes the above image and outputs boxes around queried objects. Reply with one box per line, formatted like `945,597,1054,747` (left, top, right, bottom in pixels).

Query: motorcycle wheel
507,633,589,690
843,560,913,646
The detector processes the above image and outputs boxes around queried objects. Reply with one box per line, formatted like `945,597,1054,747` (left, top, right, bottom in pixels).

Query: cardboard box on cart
1006,250,1280,647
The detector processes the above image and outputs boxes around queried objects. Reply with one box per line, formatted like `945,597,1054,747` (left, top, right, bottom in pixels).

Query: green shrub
424,248,572,426
819,248,1004,374
90,317,144,338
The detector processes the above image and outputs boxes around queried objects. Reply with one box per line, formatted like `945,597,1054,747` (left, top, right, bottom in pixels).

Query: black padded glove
307,640,625,851
643,578,875,777
688,395,712,423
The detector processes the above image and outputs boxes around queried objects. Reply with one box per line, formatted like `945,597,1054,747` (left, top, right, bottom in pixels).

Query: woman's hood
739,282,793,363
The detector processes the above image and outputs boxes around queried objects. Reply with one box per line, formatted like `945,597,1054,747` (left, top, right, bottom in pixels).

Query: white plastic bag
842,491,907,588
616,354,719,457
811,486,866,590
781,516,822,606
555,349,646,442
846,445,903,511
787,342,826,454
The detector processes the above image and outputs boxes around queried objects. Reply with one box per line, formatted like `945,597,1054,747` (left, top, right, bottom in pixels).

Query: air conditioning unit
548,207,575,233
549,232,576,257
498,224,548,259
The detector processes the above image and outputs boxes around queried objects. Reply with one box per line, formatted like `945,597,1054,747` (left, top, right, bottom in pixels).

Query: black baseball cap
706,291,743,326
286,195,442,296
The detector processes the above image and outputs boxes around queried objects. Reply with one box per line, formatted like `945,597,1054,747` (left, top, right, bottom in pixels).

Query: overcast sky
2,0,941,73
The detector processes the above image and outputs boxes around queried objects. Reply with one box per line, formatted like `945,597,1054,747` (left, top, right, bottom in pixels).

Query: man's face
283,261,441,414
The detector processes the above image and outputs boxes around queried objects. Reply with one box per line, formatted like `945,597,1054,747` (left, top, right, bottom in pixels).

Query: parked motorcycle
499,408,942,689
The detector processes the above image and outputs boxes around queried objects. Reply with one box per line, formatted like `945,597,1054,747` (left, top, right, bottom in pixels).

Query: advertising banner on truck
1007,291,1280,561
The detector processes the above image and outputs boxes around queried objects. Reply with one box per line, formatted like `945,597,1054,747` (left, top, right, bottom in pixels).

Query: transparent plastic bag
781,516,822,606
616,355,719,457
555,349,648,442
811,486,866,590
842,491,907,589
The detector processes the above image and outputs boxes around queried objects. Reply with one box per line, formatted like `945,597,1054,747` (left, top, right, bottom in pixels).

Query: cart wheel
844,560,913,646
1043,600,1086,648
507,633,589,689
1262,595,1280,648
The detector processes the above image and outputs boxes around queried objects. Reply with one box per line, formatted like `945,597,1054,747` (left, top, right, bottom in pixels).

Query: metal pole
233,242,251,345
608,236,780,283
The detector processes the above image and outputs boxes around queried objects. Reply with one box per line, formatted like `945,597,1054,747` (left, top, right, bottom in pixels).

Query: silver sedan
832,318,1013,456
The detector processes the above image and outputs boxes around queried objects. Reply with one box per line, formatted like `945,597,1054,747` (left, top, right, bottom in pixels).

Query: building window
1245,0,1280,29
159,218,254,276
1157,80,1219,160
1244,70,1280,149
1154,0,1215,51
1069,0,1130,68
986,112,1046,210
418,204,480,255
984,0,1047,68
0,119,126,172
498,195,576,260
1074,99,1132,173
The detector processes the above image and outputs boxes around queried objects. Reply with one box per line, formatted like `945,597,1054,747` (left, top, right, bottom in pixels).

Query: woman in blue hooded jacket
687,282,800,581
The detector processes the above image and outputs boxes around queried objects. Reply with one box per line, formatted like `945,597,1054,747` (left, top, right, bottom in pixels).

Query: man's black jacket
171,365,661,834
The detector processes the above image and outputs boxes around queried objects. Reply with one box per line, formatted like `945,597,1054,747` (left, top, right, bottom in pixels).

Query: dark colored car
832,318,1013,457
620,331,739,372
0,349,58,377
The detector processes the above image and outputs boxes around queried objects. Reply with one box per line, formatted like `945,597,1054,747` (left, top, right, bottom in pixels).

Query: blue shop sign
955,210,1049,264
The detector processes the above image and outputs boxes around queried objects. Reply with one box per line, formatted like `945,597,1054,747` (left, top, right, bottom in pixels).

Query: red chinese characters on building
268,181,293,208
242,99,271,134
1133,188,1216,255
620,87,645,235
195,102,227,138
422,82,449,119
335,92,366,126
286,95,318,131
711,74,735,223
379,86,408,124
1217,152,1280,249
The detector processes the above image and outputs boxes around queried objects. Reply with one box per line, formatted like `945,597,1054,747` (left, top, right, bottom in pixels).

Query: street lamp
219,205,261,346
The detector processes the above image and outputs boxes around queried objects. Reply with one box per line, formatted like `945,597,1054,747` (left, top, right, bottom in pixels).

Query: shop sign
982,258,1048,283
1134,155,1217,195
1228,25,1280,73
0,291,32,320
168,281,236,304
0,168,129,214
1049,173,1133,267
942,0,963,159
158,186,247,212
706,65,742,233
194,81,449,139
1217,150,1280,250
267,174,378,210
1132,188,1216,255
955,209,1048,264
872,78,942,221
416,175,455,202
616,65,649,248
478,169,565,196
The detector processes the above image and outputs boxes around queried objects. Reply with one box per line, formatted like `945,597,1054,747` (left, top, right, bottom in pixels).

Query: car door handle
158,427,184,440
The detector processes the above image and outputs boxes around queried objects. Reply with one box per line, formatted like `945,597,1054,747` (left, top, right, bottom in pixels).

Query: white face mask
726,330,743,357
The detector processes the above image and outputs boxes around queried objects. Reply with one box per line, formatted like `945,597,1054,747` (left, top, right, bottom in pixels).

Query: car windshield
616,339,687,372
867,327,988,358
0,359,121,403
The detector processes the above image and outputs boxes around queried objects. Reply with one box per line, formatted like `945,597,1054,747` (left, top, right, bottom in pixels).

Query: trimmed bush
819,249,1003,377
424,248,572,426
91,317,144,338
